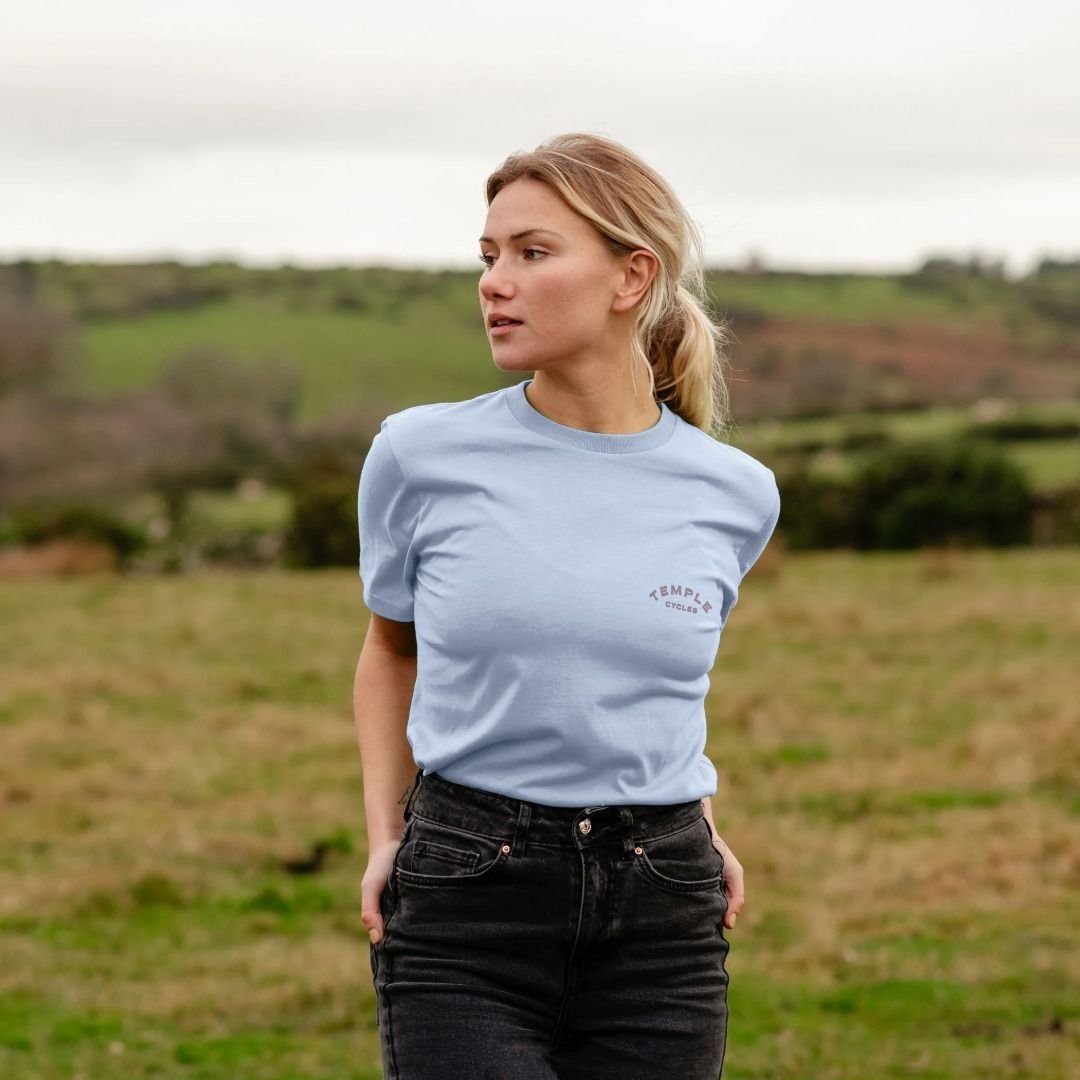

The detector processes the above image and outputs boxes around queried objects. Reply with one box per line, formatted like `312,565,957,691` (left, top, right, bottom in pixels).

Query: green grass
184,488,293,532
733,403,1080,491
706,270,1011,324
779,438,1080,492
0,989,382,1079
72,273,1077,429
76,296,503,424
68,283,1080,501
737,400,1080,446
1006,439,1080,490
1,551,1078,1076
726,969,1077,1079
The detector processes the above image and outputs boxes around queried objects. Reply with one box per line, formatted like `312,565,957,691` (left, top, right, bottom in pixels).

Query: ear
611,249,659,314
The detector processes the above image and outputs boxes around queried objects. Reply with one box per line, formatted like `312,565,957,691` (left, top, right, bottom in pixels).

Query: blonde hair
484,132,734,438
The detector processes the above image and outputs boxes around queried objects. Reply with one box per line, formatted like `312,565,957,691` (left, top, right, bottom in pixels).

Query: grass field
71,292,1080,511
68,272,1015,416
75,296,503,425
1,550,1077,1078
732,403,1080,494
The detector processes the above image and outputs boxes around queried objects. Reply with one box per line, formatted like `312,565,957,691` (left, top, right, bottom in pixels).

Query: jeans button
578,818,592,834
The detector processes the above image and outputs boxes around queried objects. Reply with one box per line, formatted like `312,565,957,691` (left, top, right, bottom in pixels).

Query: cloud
1,0,1077,268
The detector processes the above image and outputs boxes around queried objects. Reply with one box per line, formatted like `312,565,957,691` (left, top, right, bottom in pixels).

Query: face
478,177,632,375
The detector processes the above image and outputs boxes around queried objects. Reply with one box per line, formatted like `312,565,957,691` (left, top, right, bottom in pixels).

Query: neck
524,372,660,436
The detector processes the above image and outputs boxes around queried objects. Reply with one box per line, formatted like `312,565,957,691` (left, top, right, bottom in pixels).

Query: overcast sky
2,1,1077,275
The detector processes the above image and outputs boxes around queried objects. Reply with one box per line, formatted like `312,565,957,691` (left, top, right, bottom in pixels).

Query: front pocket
414,839,479,872
633,816,725,894
394,815,512,889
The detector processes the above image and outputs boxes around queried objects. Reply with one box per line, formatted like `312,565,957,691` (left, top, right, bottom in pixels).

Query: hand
361,838,402,945
710,835,745,930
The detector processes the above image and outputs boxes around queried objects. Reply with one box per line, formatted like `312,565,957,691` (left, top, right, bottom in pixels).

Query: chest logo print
649,584,712,615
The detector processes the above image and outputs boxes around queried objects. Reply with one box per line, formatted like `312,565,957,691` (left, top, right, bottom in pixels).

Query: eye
477,248,548,269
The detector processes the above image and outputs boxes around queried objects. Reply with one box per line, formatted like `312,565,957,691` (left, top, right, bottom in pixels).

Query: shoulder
377,387,509,467
676,419,779,516
380,386,507,436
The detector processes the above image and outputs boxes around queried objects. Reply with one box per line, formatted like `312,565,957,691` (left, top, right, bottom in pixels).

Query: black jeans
370,769,731,1079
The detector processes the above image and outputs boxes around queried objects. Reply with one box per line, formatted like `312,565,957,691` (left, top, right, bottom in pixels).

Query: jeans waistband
405,769,706,855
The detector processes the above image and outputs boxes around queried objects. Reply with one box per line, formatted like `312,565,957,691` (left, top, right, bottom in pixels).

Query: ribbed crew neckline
505,379,677,454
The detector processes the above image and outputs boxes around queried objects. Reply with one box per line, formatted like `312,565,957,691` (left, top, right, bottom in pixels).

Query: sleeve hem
363,588,414,622
735,475,781,579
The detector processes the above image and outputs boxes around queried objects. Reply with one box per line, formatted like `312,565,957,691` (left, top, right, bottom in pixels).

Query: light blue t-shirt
357,378,780,808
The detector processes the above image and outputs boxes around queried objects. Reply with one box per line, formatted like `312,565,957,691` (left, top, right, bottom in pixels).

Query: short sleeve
736,470,781,580
357,422,420,621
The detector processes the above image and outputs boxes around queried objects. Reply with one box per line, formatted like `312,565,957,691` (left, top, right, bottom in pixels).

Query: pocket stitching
633,816,725,894
395,817,512,888
635,851,724,893
410,813,508,844
395,845,510,888
414,839,480,871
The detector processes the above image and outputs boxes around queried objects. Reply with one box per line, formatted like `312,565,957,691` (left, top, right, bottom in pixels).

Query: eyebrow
477,228,564,244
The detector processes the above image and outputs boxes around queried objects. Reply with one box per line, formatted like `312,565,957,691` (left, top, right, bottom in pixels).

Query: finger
724,864,744,897
722,885,743,929
722,865,745,930
360,888,385,943
726,891,745,916
727,879,745,912
362,911,384,943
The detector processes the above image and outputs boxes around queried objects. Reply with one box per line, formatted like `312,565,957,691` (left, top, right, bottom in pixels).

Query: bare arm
702,795,745,931
354,612,419,942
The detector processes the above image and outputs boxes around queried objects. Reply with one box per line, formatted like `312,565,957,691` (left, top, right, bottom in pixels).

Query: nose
479,258,515,304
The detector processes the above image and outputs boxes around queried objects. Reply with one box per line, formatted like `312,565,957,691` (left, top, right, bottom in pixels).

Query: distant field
75,297,504,425
740,400,1080,447
1,550,1077,1078
705,270,1013,324
741,438,1079,496
734,403,1080,492
71,291,1075,501
70,266,1078,428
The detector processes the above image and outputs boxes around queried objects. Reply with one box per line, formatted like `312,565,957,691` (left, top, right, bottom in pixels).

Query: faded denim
370,769,731,1079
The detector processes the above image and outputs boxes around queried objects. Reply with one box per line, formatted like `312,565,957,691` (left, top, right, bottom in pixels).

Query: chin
491,354,535,375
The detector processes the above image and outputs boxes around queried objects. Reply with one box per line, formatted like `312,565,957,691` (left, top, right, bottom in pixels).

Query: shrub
0,293,77,393
1031,484,1080,545
849,438,1034,549
772,465,857,550
8,502,148,565
838,426,892,452
969,417,1080,441
282,453,358,568
139,349,301,530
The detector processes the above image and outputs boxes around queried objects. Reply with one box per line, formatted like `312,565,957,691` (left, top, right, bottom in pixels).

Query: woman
354,132,780,1079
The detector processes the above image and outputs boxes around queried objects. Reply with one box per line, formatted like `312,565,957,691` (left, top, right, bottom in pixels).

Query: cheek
533,271,609,334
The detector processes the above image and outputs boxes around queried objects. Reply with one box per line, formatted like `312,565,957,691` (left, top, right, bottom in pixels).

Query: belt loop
402,766,423,822
514,800,531,857
618,806,636,857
